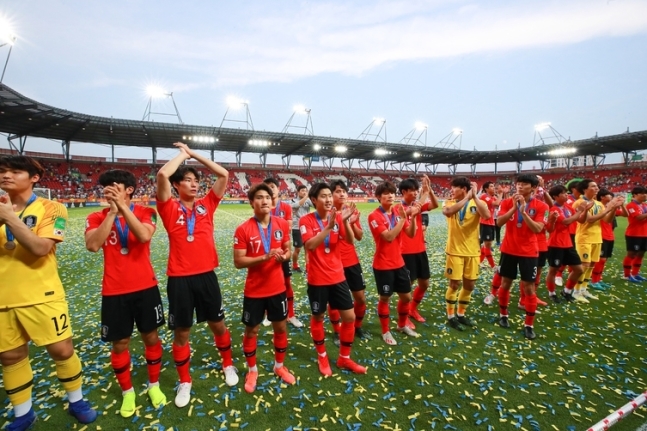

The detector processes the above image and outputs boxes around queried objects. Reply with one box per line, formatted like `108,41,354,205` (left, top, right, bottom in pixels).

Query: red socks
273,331,288,364
377,301,390,334
111,349,132,391
623,256,632,277
353,302,366,329
592,259,606,283
498,289,510,316
310,317,327,355
396,299,409,328
243,335,257,368
144,341,163,385
412,286,426,305
632,256,644,276
285,277,295,318
328,305,341,334
339,321,354,357
524,294,538,327
491,272,502,296
214,330,233,368
172,342,191,384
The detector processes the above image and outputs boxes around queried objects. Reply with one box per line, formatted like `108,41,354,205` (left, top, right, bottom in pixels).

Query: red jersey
626,201,647,237
272,200,293,226
234,216,290,298
566,195,578,235
299,212,346,286
500,197,548,257
85,205,158,296
479,193,496,226
157,189,221,276
534,201,549,252
547,204,574,248
396,201,430,255
368,206,411,270
339,216,361,268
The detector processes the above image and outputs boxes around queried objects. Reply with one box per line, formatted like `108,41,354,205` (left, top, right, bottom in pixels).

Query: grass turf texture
2,203,647,431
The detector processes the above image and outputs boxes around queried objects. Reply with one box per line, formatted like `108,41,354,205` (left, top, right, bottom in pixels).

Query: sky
1,0,647,172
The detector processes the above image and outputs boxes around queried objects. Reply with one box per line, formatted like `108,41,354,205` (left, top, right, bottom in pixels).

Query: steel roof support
236,151,242,168
516,161,522,173
259,153,267,168
539,160,549,172
322,157,335,170
111,144,115,163
152,147,157,165
302,156,313,174
282,154,291,169
7,135,27,154
210,149,214,162
565,158,572,170
341,158,354,171
622,151,633,166
61,140,70,162
494,162,498,175
471,163,477,175
593,154,605,168
448,164,456,175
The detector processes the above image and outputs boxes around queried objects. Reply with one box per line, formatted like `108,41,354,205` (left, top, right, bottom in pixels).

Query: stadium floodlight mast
219,96,254,130
358,117,387,142
282,104,314,135
142,85,183,124
0,14,17,85
400,121,428,147
432,128,463,150
533,122,569,146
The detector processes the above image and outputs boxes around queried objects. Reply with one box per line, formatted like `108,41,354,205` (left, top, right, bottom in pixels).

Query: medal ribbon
5,193,37,243
255,216,272,254
180,203,196,239
378,206,397,229
555,203,570,218
516,198,532,227
314,212,330,250
458,201,469,225
114,203,134,250
273,200,282,217
582,197,598,215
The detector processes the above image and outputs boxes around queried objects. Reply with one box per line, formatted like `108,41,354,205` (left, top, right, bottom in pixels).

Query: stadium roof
1,83,645,167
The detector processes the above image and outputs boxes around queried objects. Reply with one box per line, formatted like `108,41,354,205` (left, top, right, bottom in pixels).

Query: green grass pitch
2,203,647,431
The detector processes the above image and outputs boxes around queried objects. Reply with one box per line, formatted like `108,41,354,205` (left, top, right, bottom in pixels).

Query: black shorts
242,292,288,327
307,281,354,315
101,286,165,342
282,260,292,278
373,266,411,297
600,239,615,258
498,252,538,283
570,234,576,247
343,263,366,292
292,228,304,248
547,247,582,268
626,236,647,252
421,213,429,227
537,250,548,268
480,224,496,242
167,271,224,329
402,252,430,281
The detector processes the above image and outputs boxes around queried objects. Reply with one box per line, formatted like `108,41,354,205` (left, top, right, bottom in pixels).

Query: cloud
34,0,647,88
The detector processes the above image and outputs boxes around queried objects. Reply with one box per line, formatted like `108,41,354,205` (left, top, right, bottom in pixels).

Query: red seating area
22,156,647,200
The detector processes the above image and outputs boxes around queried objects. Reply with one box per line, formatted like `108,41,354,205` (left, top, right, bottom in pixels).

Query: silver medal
120,247,129,255
187,235,195,242
516,223,522,228
4,241,16,250
324,247,330,253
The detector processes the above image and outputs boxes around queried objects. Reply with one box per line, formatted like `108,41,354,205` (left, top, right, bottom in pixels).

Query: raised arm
156,143,191,202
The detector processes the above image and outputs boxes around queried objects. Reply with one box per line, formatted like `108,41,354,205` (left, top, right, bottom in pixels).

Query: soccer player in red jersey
479,182,500,269
495,174,547,340
156,142,238,408
590,188,627,289
395,176,438,323
554,180,581,286
299,183,366,376
623,186,647,282
263,178,302,328
233,183,296,393
545,185,586,303
518,198,550,310
85,170,166,417
368,181,421,345
331,180,369,340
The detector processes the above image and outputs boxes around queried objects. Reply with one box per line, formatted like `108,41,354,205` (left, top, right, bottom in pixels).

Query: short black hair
451,177,470,189
577,179,595,195
549,185,567,199
297,185,307,192
597,188,613,201
566,179,580,193
330,179,348,192
631,186,647,195
398,178,419,194
0,155,45,180
375,181,397,197
516,174,539,187
263,177,280,188
247,183,273,203
482,181,493,192
169,166,200,192
308,182,331,201
99,169,137,198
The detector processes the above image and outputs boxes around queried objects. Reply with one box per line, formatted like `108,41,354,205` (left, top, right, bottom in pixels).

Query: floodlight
293,104,309,113
313,144,321,151
248,139,269,147
0,15,16,45
534,122,551,132
226,96,248,109
335,145,347,153
414,122,427,131
375,148,387,156
413,152,421,158
452,128,463,135
146,85,167,99
373,117,386,125
547,147,576,156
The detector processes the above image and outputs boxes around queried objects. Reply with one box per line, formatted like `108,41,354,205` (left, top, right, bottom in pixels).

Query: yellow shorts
445,255,479,281
576,242,601,263
0,300,73,353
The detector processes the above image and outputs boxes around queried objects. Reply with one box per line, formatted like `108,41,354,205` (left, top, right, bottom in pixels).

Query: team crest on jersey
196,205,207,215
529,209,536,216
23,215,37,229
234,237,239,245
274,230,283,240
470,207,477,214
300,225,307,235
332,224,339,233
101,325,109,337
312,301,320,313
370,220,378,229
629,208,635,214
